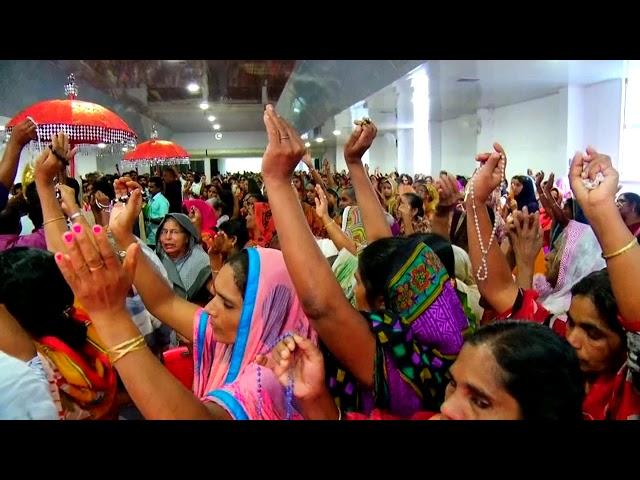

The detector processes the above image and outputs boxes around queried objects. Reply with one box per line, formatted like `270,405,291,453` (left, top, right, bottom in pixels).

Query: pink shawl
192,247,316,419
183,199,218,232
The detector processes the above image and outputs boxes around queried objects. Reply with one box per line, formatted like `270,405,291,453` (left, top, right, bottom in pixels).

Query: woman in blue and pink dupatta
192,247,316,420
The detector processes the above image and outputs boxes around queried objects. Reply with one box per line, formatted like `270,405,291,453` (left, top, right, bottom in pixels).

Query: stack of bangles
602,238,639,260
108,335,146,364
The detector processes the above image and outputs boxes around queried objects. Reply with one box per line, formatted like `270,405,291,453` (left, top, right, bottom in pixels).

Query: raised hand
56,183,80,217
313,184,330,221
507,207,543,267
534,171,545,190
436,172,463,208
255,334,326,401
344,120,377,165
471,142,507,203
109,178,143,239
188,206,202,231
55,224,139,317
569,147,619,215
9,119,37,147
261,104,306,182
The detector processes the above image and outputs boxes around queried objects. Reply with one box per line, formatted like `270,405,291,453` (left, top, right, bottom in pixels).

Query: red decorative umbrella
121,127,190,170
5,74,137,177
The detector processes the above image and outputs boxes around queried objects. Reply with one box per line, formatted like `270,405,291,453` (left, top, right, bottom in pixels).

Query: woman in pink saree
192,247,316,419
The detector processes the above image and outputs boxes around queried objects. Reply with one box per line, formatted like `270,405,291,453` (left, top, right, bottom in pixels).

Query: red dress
497,289,640,420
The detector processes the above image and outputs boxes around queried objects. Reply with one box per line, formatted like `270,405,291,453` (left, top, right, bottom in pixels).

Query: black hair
247,178,261,196
409,233,455,279
219,218,250,251
0,203,21,234
65,177,81,205
24,182,43,229
248,193,267,203
193,173,201,183
149,176,163,190
400,174,413,185
11,183,22,194
93,176,116,201
0,248,87,351
402,192,424,218
467,321,584,420
620,192,640,216
218,190,235,217
227,249,249,298
570,269,624,338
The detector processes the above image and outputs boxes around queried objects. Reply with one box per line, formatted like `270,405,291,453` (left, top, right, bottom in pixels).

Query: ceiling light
300,133,308,140
199,101,209,110
207,115,216,122
187,82,200,93
0,125,5,131
215,132,223,140
315,137,324,143
293,107,300,113
304,142,311,148
332,130,341,136
97,143,107,149
213,124,221,130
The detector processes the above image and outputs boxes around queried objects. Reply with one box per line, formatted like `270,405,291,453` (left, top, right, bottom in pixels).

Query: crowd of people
1,104,639,420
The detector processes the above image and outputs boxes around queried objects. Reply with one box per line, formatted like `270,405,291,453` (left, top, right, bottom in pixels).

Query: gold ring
88,262,105,272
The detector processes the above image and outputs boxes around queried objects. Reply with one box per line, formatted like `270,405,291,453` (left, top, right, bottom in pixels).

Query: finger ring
88,262,105,272
280,135,290,140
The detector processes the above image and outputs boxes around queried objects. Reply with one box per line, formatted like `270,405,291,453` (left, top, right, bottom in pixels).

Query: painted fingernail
54,252,64,263
93,225,102,235
72,224,82,234
63,232,74,243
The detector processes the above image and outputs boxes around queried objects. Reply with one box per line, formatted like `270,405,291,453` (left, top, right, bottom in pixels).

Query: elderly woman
156,213,212,302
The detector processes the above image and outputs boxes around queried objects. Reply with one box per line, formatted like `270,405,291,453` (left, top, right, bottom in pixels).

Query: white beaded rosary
468,153,505,282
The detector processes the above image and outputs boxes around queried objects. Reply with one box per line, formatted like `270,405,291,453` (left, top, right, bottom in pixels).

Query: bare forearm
296,390,339,420
323,217,357,255
588,202,640,322
92,312,214,419
515,260,534,289
36,179,69,253
264,178,347,316
347,162,391,241
0,142,22,189
111,231,196,340
466,198,518,313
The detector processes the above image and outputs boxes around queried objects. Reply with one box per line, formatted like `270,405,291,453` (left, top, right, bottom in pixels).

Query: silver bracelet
69,211,82,222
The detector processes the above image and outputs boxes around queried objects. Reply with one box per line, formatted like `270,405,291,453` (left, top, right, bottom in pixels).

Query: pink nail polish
63,232,74,243
72,224,82,234
93,225,102,235
54,252,64,263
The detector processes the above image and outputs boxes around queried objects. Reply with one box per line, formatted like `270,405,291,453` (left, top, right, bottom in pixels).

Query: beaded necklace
468,154,505,282
255,331,296,420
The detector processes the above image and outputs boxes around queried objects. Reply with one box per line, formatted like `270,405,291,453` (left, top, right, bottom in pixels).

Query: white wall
582,80,623,168
435,82,624,183
440,115,478,177
218,157,263,174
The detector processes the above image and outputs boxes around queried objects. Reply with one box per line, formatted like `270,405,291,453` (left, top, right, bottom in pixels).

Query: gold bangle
108,335,146,364
42,216,66,227
602,238,638,260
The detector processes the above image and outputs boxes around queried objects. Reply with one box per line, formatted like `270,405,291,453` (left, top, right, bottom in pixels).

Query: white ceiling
313,60,628,148
427,60,626,121
148,101,265,133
